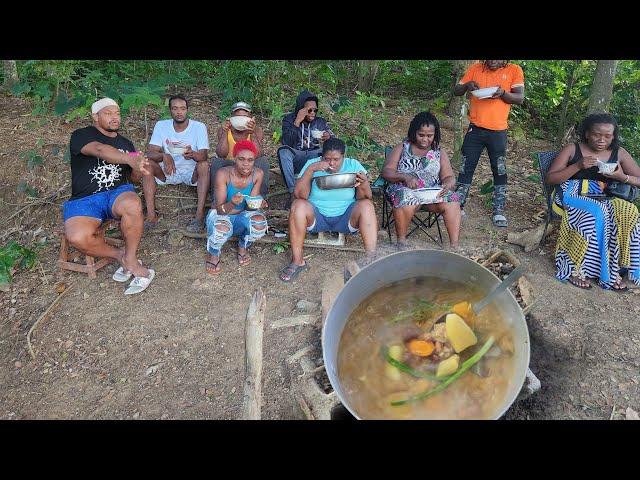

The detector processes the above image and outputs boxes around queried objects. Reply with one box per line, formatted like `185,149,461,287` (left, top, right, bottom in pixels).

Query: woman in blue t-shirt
279,137,378,282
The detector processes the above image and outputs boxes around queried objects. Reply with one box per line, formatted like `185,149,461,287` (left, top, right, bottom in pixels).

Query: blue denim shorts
63,184,135,222
307,202,358,234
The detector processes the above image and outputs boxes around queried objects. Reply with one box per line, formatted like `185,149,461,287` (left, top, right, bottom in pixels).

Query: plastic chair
534,150,561,247
377,145,443,246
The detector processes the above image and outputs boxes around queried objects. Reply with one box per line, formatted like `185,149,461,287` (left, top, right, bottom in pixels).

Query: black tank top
568,142,618,182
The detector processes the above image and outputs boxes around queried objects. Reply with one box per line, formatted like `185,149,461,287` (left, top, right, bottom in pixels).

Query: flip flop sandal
112,259,142,282
186,218,206,233
611,281,630,293
280,263,310,282
492,213,508,228
567,274,592,290
206,260,222,275
237,252,252,266
124,269,155,295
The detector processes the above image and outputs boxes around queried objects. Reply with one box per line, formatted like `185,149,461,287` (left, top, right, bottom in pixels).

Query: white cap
91,98,119,114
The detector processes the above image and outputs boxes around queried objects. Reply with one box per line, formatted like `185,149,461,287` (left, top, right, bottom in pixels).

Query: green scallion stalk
390,336,495,406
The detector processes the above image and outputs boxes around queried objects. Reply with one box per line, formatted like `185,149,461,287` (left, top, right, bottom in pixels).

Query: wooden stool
55,219,124,279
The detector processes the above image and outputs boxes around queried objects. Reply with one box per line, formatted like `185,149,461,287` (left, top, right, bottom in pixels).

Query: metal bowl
315,172,357,190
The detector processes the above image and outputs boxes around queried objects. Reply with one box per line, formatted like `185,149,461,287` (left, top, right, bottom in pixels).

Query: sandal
112,259,143,282
186,218,205,233
206,259,222,275
492,213,508,228
280,262,310,282
237,252,252,266
611,278,629,293
567,273,592,290
124,270,155,295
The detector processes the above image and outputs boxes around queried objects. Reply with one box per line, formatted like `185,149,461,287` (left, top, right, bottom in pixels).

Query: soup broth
337,276,516,419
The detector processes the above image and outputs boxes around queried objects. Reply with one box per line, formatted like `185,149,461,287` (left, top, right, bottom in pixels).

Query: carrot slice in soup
407,339,435,357
451,301,476,327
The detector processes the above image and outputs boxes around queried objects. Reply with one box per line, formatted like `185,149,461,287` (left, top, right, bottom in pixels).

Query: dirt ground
0,91,638,421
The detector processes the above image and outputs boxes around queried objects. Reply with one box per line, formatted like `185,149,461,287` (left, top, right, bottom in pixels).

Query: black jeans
456,124,508,211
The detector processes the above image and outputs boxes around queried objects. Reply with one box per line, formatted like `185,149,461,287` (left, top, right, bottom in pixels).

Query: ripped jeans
206,210,268,256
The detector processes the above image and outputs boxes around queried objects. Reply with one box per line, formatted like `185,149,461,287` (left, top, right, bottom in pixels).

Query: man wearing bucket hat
209,101,271,198
63,98,155,295
143,94,210,233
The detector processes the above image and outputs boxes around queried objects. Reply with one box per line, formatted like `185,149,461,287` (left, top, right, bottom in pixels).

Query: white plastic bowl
412,187,442,203
598,162,618,174
471,86,499,99
167,146,187,155
311,129,324,139
230,116,250,131
245,196,263,210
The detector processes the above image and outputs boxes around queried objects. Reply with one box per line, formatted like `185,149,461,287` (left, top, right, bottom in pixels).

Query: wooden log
242,287,266,420
175,229,365,252
507,224,555,252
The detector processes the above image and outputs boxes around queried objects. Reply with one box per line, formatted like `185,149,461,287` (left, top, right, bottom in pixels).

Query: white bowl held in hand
597,161,618,174
245,195,263,210
167,146,187,155
230,116,250,131
311,129,324,139
471,86,499,99
412,187,443,203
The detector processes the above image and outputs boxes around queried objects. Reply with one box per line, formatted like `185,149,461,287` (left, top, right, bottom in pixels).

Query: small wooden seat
55,219,124,279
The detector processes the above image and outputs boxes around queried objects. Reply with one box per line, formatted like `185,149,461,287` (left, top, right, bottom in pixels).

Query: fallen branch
0,189,68,227
27,283,74,360
242,287,265,420
265,188,289,200
297,395,315,420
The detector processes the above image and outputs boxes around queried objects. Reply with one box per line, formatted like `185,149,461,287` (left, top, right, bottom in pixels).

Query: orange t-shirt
460,62,524,131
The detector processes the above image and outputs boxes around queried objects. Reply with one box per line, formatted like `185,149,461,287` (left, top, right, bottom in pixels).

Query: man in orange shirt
454,60,524,227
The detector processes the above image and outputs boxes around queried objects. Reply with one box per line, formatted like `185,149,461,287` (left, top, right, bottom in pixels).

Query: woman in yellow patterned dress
546,113,640,291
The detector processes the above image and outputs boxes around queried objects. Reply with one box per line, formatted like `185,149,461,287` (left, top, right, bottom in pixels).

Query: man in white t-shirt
143,94,210,233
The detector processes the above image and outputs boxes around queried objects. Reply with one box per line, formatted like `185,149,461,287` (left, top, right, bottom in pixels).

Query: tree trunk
587,60,617,114
554,60,579,148
356,60,380,93
448,60,475,165
2,60,18,91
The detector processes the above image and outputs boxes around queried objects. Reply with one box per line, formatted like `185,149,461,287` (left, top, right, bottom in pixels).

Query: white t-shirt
149,119,209,171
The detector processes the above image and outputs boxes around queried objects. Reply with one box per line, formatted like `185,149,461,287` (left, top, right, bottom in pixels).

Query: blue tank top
226,167,255,210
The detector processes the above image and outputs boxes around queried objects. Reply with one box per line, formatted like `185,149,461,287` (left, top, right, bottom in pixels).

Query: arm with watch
603,148,640,186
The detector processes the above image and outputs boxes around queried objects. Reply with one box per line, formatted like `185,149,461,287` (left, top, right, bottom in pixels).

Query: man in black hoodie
277,90,334,207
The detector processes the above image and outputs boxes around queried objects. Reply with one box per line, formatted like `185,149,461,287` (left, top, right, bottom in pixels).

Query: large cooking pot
322,249,530,420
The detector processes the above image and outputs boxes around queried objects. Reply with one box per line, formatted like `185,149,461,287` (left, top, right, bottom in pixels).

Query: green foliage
7,59,640,161
272,242,288,254
0,241,39,284
479,180,494,208
17,182,38,197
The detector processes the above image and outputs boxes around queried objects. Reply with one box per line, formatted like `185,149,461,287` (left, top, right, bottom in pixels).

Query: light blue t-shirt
298,157,367,217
